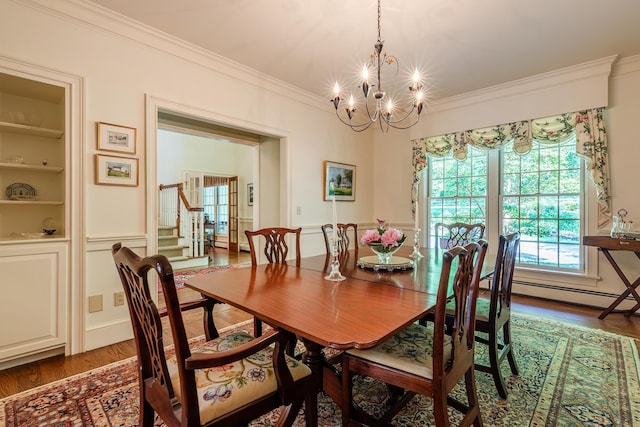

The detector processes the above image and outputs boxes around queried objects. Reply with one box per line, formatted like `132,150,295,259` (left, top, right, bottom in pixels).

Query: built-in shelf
0,121,63,139
0,162,63,173
0,235,65,243
0,200,63,205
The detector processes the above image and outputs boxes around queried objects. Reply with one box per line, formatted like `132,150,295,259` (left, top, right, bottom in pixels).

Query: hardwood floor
1,248,638,399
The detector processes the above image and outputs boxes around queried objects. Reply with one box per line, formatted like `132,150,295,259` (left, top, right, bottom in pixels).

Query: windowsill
513,266,600,289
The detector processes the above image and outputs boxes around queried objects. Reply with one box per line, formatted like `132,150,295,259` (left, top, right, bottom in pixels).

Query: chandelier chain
377,0,382,42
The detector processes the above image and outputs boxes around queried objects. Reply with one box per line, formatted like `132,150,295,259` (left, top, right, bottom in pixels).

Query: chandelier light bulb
362,65,369,82
412,69,421,89
328,0,425,132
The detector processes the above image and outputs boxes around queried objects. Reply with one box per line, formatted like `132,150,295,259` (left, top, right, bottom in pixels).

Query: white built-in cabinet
0,69,69,367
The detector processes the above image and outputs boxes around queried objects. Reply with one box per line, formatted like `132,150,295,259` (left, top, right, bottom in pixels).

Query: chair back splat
435,222,486,254
111,243,316,427
342,240,488,427
245,227,301,266
321,223,358,254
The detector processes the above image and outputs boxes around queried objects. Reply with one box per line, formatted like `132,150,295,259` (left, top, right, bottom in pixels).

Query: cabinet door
0,243,68,363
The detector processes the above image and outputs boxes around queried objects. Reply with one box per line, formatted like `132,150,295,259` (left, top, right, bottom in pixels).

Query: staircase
158,225,209,270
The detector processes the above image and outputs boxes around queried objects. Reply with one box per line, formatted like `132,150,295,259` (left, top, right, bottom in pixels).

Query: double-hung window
428,137,584,272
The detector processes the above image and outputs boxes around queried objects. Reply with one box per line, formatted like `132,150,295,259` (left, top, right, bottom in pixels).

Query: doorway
150,104,288,269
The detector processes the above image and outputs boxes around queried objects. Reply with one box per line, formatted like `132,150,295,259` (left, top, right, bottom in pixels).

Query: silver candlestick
325,239,346,281
410,228,424,259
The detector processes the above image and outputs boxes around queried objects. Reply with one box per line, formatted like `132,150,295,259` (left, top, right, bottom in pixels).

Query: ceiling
89,0,640,103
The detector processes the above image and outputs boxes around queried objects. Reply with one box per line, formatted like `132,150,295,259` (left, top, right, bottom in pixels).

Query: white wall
157,129,254,187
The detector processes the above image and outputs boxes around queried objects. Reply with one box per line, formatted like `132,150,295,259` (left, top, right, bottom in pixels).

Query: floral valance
412,107,611,227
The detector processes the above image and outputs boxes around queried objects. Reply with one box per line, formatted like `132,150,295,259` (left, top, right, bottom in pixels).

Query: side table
583,235,640,319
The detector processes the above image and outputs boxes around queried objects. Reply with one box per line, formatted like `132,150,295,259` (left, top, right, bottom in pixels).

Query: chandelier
331,0,425,133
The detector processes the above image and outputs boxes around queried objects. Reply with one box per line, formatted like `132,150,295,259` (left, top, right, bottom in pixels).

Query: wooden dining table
185,245,493,419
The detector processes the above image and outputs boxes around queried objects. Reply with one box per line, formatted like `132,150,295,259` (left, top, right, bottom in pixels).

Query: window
428,137,584,272
502,138,582,270
203,185,229,236
428,146,488,247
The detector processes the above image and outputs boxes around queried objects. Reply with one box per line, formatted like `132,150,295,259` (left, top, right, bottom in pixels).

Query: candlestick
414,182,420,230
332,196,338,242
325,196,346,281
410,227,424,259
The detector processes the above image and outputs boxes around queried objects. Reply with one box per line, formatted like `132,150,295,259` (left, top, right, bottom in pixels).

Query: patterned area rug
1,315,639,426
170,262,251,289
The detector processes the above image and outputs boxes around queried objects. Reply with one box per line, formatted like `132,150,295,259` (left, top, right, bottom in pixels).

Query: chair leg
140,398,155,427
464,368,483,427
341,360,353,427
254,317,263,337
304,386,318,427
503,321,519,375
488,327,508,399
432,388,451,427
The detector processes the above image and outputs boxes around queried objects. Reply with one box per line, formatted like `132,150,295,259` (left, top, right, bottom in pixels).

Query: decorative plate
357,256,414,271
5,182,35,198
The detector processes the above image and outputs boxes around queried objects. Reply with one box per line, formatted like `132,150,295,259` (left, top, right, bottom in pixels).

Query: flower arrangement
361,219,407,252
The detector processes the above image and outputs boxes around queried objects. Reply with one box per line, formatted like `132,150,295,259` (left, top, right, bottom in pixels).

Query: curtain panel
411,107,611,226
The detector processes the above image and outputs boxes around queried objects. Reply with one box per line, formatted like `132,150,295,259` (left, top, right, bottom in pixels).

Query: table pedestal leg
302,339,343,408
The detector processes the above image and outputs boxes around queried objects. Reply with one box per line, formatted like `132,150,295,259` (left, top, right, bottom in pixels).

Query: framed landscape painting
97,122,137,154
324,161,356,201
95,154,139,187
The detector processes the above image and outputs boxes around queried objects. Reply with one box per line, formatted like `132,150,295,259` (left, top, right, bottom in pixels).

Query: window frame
426,139,591,276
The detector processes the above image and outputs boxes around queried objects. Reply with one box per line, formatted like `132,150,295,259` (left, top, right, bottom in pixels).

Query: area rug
171,262,251,289
1,315,639,426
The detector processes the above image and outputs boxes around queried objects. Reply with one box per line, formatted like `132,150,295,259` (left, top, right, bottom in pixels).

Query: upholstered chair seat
346,323,452,380
166,331,312,424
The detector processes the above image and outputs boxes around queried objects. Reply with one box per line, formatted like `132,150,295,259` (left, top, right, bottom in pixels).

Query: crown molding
426,55,617,114
14,0,329,111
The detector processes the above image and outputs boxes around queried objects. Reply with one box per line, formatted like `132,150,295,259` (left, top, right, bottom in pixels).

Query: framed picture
97,122,137,154
95,154,139,187
248,183,254,206
323,161,356,201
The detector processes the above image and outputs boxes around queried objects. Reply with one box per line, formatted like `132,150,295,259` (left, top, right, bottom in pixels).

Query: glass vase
369,243,402,264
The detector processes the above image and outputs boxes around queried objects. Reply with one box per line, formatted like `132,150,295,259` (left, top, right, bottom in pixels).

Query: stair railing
158,183,206,258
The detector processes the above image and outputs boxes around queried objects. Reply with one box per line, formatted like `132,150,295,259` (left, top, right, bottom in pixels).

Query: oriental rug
170,262,251,289
1,315,639,426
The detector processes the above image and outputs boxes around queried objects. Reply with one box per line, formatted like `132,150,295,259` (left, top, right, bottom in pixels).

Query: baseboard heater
512,279,625,298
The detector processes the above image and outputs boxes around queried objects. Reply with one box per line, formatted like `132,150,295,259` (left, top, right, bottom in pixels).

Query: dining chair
321,223,358,254
472,231,520,398
341,240,488,427
111,243,316,427
435,222,486,254
245,227,302,337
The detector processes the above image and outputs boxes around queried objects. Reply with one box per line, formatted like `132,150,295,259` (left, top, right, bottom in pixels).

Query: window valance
204,176,229,187
411,107,611,227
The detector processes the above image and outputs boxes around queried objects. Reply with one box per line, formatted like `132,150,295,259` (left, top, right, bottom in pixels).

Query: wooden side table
583,235,640,319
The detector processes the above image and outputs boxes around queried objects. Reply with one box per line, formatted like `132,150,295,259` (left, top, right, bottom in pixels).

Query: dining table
185,245,493,421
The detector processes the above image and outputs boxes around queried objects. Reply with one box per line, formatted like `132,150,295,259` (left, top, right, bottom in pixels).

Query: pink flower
361,229,382,244
380,228,404,248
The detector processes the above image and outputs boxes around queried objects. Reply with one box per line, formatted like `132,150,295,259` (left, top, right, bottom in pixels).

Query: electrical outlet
296,206,302,215
88,295,103,313
114,291,125,306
